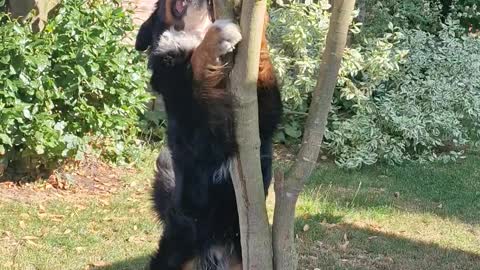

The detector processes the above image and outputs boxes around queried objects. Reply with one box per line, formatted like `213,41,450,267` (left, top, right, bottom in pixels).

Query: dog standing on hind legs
135,0,282,269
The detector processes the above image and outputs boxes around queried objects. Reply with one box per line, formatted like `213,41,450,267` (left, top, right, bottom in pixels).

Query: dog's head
135,0,215,51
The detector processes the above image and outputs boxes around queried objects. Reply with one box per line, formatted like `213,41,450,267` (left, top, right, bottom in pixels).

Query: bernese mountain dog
135,0,282,269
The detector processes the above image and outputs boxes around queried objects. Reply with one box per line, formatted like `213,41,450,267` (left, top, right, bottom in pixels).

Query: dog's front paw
210,20,242,56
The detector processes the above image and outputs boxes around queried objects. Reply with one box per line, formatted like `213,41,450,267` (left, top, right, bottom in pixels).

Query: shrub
450,0,480,32
269,2,480,168
363,0,480,37
363,0,444,37
326,24,480,168
0,0,150,174
268,1,406,142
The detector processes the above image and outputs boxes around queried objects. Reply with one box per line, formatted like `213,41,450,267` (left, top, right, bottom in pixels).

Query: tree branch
272,1,357,269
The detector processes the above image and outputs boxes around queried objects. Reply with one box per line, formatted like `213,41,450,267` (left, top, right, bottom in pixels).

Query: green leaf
75,150,84,161
9,65,16,75
0,55,10,64
19,73,30,85
35,145,45,155
0,134,12,145
388,22,394,31
284,125,302,139
75,65,88,77
90,76,105,90
0,145,5,155
23,108,32,120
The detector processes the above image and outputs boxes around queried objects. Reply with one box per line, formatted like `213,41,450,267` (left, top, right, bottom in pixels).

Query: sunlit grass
0,153,479,269
0,189,158,270
295,154,480,269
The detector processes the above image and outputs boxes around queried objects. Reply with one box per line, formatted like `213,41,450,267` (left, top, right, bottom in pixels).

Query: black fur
136,4,282,269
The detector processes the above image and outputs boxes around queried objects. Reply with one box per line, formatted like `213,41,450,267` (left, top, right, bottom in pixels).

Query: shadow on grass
303,153,480,225
93,255,150,270
295,214,480,270
93,214,479,270
93,155,480,269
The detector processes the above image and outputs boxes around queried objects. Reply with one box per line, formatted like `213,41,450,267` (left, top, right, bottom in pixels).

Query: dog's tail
152,148,175,220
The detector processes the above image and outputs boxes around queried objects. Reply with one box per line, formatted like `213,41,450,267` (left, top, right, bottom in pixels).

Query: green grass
0,194,157,270
0,153,479,269
295,154,480,269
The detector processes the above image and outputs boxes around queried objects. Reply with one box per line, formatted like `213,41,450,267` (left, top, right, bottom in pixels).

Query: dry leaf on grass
38,204,46,213
339,233,350,252
19,220,26,229
98,199,110,206
0,182,16,189
22,236,38,240
127,235,147,243
25,240,42,248
87,261,109,269
321,219,337,229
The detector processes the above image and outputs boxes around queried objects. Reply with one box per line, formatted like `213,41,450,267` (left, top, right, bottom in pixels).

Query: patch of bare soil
123,0,157,26
0,145,295,204
0,157,137,204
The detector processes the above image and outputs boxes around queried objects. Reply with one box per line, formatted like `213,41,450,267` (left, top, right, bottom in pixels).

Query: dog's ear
136,1,170,51
135,14,154,51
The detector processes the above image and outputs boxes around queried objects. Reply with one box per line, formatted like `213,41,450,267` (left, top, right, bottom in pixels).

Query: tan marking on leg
230,263,242,270
181,258,196,270
228,252,242,270
257,12,277,90
163,0,175,26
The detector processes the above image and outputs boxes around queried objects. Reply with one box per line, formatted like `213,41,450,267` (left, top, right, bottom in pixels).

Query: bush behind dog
0,0,151,174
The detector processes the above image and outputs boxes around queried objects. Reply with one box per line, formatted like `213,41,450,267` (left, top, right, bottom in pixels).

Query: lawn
0,151,479,270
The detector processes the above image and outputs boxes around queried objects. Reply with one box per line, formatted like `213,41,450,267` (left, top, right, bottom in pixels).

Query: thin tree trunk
213,0,236,19
356,0,366,25
7,0,35,18
272,1,356,269
7,0,58,31
214,0,273,269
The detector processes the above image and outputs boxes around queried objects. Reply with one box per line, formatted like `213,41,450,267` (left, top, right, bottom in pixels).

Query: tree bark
272,1,356,269
7,0,58,31
7,0,35,17
356,0,366,25
214,0,273,269
213,0,236,19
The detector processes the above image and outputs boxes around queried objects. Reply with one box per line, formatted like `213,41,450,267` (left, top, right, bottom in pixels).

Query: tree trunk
356,0,366,25
272,1,356,269
8,0,35,17
7,0,58,31
214,0,273,269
